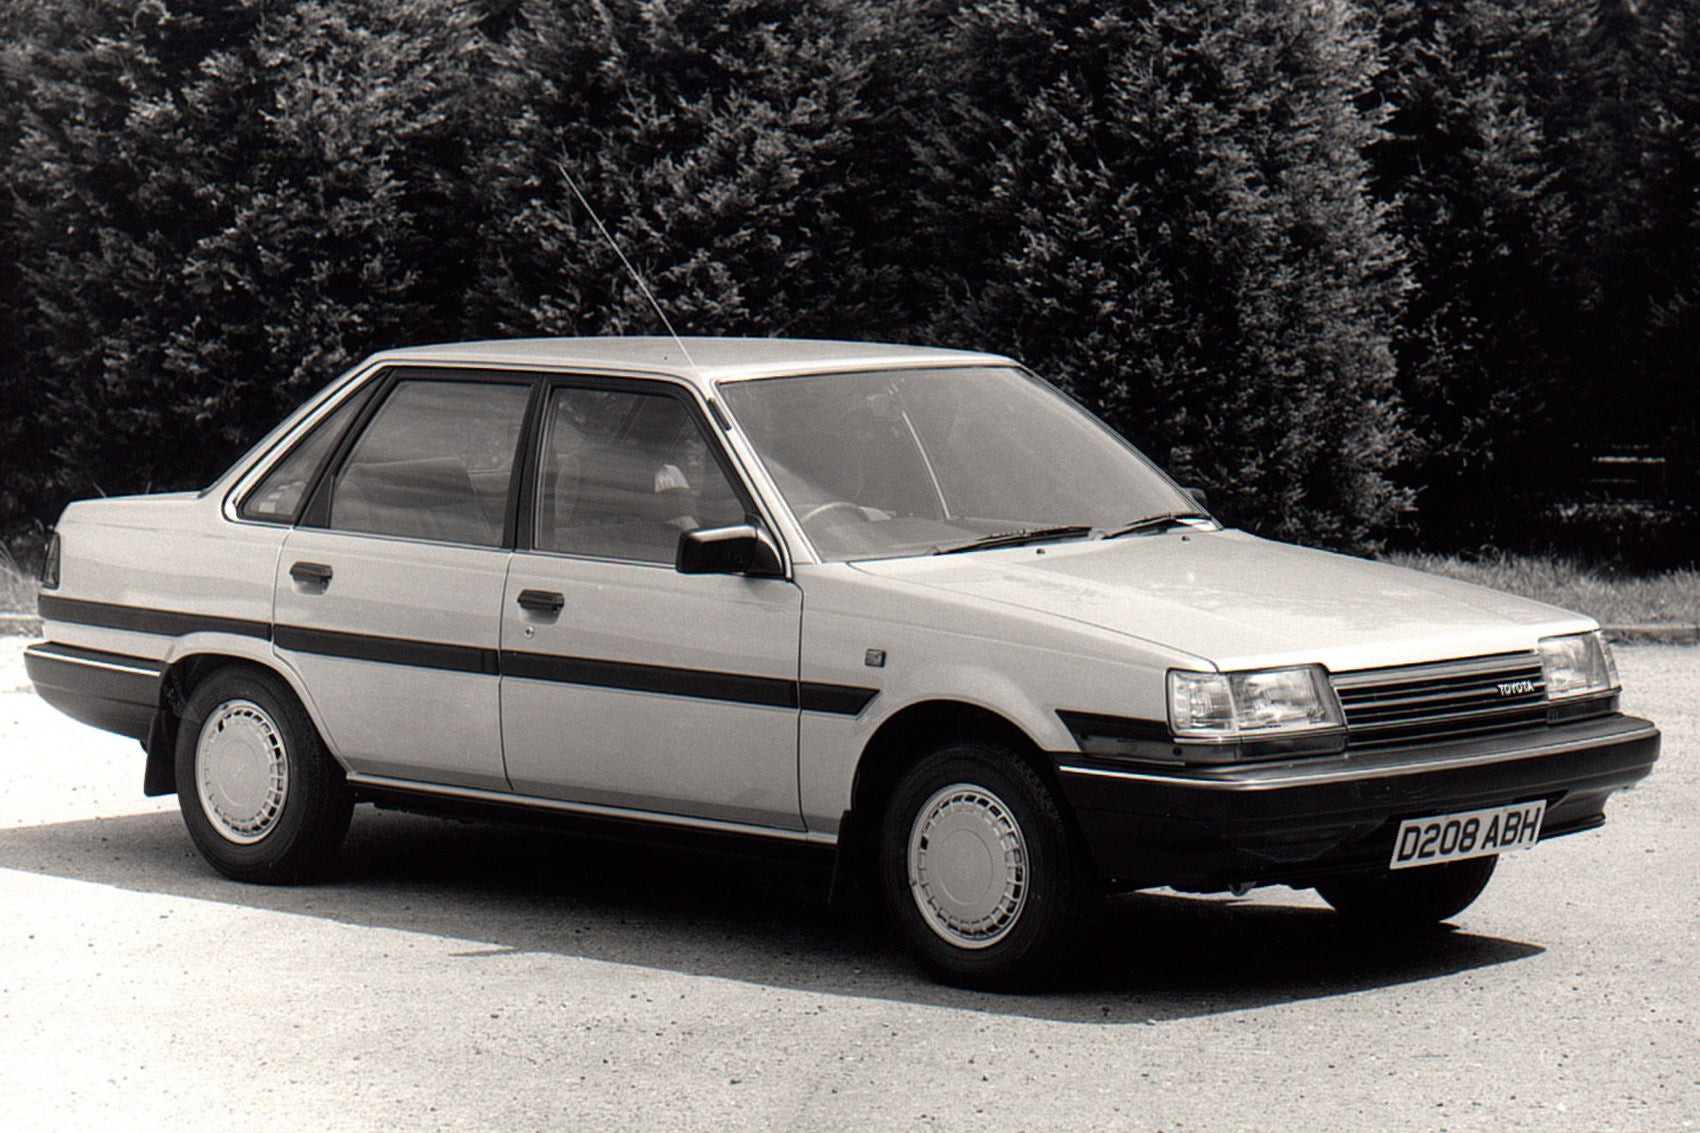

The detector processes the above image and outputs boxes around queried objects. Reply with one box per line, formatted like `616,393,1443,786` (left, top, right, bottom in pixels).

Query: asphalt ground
1,638,1694,1131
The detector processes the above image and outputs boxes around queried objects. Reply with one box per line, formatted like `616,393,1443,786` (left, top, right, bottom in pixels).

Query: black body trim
799,682,882,716
24,642,163,740
35,596,881,716
1054,714,1659,889
273,625,500,675
500,652,878,715
38,594,270,640
502,649,796,707
1056,708,1347,763
1057,710,1168,742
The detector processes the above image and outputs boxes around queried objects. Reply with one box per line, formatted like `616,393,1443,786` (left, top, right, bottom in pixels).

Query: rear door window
326,379,531,547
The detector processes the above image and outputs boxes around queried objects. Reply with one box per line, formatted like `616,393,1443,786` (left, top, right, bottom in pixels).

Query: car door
499,378,805,829
273,371,535,790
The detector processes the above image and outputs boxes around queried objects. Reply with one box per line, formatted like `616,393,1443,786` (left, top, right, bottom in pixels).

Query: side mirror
675,523,785,577
1182,485,1210,510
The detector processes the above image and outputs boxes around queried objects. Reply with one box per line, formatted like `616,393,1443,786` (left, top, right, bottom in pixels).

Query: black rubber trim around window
38,594,271,640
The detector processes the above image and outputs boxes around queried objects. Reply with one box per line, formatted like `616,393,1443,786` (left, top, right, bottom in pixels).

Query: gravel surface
0,645,1693,1131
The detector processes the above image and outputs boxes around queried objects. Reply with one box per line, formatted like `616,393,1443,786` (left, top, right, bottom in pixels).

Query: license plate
1389,800,1546,870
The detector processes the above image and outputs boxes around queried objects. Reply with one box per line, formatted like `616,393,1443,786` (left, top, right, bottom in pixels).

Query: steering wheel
799,500,865,525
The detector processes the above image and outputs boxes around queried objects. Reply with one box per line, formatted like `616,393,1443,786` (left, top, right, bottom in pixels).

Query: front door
499,381,805,829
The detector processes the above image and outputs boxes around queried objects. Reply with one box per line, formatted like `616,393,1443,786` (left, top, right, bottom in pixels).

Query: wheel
877,741,1095,990
1317,855,1498,929
175,666,353,884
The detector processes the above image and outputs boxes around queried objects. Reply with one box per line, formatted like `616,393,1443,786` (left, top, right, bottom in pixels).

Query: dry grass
0,546,35,616
1387,551,1700,628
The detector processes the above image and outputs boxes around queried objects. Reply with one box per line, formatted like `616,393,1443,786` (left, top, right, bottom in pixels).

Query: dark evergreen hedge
1,0,1695,562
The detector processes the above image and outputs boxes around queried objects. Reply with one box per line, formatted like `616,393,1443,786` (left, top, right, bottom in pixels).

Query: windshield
717,366,1199,561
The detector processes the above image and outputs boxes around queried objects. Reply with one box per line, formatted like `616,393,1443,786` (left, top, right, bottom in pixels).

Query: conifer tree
472,0,914,340
6,0,489,502
1370,0,1582,546
0,3,36,531
1561,0,1699,514
1640,0,1700,494
907,0,1410,549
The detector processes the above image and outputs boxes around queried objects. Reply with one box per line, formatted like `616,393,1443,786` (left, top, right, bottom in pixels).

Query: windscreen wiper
1100,511,1213,540
933,525,1096,555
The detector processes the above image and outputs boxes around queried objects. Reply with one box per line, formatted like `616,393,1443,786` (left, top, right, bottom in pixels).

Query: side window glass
328,379,530,547
239,387,369,523
535,387,747,562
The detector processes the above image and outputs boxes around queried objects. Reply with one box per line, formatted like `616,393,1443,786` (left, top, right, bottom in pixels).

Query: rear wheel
878,741,1095,989
1317,855,1498,929
175,666,352,884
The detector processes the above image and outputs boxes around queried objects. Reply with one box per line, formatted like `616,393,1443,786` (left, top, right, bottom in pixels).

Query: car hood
848,529,1594,672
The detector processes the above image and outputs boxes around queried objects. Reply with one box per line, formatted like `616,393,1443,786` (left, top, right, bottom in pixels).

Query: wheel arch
145,651,324,797
829,698,1063,905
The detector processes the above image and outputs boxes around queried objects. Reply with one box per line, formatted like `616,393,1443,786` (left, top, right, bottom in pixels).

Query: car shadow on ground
0,806,1545,1023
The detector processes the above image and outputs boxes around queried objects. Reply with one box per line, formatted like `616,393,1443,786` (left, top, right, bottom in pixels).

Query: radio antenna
555,160,699,373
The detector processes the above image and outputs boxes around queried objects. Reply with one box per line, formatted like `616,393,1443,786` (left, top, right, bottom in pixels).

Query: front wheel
175,666,352,884
877,741,1095,990
1317,855,1498,929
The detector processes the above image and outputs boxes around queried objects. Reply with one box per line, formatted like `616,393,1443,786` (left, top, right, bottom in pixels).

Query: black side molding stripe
38,594,271,640
35,595,881,715
26,641,167,676
800,681,880,716
274,625,500,675
503,652,880,716
502,650,797,708
1056,710,1171,744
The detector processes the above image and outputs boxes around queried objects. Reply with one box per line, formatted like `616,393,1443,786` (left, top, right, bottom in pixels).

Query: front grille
1331,651,1549,751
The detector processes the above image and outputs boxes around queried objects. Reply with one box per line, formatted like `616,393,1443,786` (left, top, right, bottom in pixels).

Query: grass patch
1387,551,1700,627
0,545,36,616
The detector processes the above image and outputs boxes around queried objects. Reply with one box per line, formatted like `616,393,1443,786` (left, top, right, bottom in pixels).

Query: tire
1317,855,1498,929
877,741,1096,990
174,666,353,884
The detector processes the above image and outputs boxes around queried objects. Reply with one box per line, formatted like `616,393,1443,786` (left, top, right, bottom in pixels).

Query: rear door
273,371,535,789
499,378,805,829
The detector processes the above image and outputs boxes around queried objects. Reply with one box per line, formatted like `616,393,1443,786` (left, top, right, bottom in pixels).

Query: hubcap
908,782,1028,949
196,698,288,844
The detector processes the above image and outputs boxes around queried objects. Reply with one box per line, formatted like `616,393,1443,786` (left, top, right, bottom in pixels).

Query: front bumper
1054,714,1660,889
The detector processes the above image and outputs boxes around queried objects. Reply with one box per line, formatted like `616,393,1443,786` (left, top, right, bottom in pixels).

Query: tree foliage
1,0,1695,561
907,0,1411,548
470,0,915,339
6,0,488,498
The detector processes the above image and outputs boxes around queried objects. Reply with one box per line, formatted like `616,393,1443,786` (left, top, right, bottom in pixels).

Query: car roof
365,337,1015,387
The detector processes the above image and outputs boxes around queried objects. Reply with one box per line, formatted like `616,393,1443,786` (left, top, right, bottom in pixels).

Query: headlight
1538,631,1618,700
1167,665,1344,740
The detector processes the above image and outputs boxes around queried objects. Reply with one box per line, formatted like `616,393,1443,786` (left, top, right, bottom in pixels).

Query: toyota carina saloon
25,338,1660,987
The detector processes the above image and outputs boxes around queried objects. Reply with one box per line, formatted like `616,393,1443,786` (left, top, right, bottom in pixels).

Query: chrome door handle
516,589,565,614
289,561,334,588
